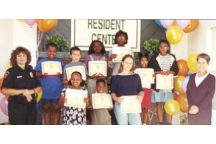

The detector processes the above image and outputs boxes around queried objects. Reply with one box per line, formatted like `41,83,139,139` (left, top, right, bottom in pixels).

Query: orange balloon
175,93,189,113
183,20,199,33
36,19,58,32
177,59,189,76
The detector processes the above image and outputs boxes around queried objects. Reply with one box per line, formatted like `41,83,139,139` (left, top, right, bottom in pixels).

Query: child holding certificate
84,40,107,96
111,54,144,125
91,79,112,125
63,46,87,86
148,39,178,125
138,52,152,125
35,43,65,125
59,71,89,125
108,30,133,76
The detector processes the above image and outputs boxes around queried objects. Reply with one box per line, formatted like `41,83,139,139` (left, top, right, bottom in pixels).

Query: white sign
71,19,141,52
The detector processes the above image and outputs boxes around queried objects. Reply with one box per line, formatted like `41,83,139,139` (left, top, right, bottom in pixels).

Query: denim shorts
151,90,173,103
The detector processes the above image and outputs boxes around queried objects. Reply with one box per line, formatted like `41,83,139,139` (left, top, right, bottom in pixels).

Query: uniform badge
4,71,10,78
17,76,23,78
30,72,34,78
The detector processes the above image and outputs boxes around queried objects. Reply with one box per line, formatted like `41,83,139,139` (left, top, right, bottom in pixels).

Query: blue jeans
114,102,142,125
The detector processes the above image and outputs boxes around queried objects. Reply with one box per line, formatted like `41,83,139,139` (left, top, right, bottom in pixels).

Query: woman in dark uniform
1,47,42,125
187,53,215,125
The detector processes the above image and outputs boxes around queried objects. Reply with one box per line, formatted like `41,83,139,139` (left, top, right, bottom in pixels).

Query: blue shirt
111,74,142,97
34,57,65,99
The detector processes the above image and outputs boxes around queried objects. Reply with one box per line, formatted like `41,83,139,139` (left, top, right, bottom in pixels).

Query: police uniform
1,65,41,125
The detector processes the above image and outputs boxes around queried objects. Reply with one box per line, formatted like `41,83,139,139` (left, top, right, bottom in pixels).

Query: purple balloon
0,96,8,116
182,75,190,93
24,19,36,28
160,20,174,29
176,20,190,29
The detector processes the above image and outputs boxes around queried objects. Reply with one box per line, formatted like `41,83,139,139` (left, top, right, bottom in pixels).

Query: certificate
64,89,88,108
66,66,86,80
120,96,141,113
134,68,154,84
156,74,174,90
112,47,132,62
42,61,62,75
88,61,107,76
92,93,113,109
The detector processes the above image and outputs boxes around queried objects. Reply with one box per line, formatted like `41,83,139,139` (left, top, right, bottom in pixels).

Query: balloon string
36,31,44,60
37,31,44,48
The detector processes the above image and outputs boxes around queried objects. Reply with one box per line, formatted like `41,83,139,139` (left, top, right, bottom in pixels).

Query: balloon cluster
17,19,58,32
164,54,198,115
154,20,199,45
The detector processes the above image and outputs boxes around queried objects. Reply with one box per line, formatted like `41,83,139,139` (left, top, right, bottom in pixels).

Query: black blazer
148,53,179,92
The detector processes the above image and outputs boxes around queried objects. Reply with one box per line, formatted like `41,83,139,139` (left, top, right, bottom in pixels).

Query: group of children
33,30,178,125
2,30,178,125
2,28,215,125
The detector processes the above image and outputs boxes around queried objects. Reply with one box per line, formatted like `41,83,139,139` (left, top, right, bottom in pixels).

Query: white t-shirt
156,54,174,92
156,54,174,71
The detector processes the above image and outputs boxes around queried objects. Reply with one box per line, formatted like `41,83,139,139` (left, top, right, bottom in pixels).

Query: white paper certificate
112,47,132,62
88,61,107,76
42,61,62,75
156,74,174,90
92,93,113,109
66,66,86,80
120,96,141,113
134,68,154,84
64,89,88,108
